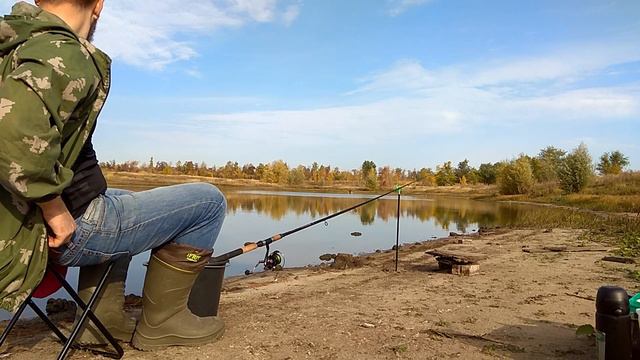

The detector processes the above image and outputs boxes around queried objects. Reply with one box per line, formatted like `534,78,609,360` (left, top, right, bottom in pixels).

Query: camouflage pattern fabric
0,1,111,312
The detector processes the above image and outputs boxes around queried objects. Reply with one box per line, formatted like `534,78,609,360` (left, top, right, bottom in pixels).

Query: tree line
491,145,629,195
99,144,631,194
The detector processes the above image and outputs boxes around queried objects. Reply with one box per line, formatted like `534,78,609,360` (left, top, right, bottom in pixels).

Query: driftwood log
601,256,636,264
424,329,518,348
522,246,609,254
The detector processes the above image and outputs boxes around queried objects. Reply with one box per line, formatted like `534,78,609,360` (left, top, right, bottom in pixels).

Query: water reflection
225,191,516,234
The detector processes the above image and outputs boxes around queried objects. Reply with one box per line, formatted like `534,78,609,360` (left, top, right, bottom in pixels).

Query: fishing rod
211,181,417,268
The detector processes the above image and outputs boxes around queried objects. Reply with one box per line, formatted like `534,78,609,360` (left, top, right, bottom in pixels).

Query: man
0,0,227,351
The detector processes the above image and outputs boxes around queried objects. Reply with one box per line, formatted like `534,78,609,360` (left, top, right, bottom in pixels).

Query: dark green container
188,260,227,317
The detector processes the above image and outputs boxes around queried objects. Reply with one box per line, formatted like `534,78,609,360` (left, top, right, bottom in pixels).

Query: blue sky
3,0,639,170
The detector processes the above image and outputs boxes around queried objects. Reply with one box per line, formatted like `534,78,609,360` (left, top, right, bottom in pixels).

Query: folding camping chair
0,262,124,360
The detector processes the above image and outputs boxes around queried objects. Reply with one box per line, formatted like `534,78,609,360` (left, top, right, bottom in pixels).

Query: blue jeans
54,183,226,267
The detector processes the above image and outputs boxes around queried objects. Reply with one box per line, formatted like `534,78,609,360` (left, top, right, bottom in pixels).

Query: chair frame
0,263,124,359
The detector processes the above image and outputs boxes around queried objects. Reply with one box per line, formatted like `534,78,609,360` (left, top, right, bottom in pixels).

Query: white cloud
512,88,639,119
336,41,640,135
190,97,465,147
184,68,204,79
93,0,301,69
0,0,300,69
132,85,637,160
470,42,640,87
105,80,639,168
347,59,438,95
282,3,301,26
352,41,640,95
158,38,639,155
387,0,434,16
111,96,466,167
227,0,278,22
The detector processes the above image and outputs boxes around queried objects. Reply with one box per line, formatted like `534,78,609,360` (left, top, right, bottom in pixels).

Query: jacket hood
0,1,111,85
0,2,75,56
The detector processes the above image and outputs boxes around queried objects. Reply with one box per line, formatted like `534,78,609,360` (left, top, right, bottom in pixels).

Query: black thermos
596,286,632,360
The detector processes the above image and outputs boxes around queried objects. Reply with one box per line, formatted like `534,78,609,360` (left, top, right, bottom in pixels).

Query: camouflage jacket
0,2,111,312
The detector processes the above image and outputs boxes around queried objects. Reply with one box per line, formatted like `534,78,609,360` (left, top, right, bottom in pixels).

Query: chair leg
51,263,124,360
1,263,125,359
0,291,68,350
0,293,31,347
28,299,68,343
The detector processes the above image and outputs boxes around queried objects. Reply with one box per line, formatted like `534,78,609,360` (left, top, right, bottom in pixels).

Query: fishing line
211,181,416,267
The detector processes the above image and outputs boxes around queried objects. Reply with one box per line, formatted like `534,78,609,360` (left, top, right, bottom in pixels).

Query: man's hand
38,197,76,248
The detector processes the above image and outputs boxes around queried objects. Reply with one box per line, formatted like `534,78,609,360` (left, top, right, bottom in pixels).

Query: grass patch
389,344,408,355
615,232,640,257
537,194,640,213
488,172,640,213
462,316,478,324
481,343,525,355
434,319,449,327
587,173,640,196
501,208,640,233
500,208,640,254
625,269,640,282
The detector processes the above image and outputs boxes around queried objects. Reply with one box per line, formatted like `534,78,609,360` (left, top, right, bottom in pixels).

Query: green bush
361,160,378,190
436,161,457,186
478,163,498,185
597,150,630,175
364,170,379,190
288,167,305,185
558,143,594,193
531,146,566,182
497,157,535,195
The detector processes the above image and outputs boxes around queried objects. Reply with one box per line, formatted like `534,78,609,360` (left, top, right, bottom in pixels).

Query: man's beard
87,18,98,42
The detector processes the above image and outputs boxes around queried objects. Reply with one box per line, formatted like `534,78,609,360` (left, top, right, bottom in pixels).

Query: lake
1,188,548,319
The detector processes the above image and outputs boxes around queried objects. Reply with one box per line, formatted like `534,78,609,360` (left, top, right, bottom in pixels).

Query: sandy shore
1,228,636,359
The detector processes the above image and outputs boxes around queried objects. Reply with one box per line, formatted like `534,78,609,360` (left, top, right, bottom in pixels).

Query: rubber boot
76,256,137,345
131,243,225,351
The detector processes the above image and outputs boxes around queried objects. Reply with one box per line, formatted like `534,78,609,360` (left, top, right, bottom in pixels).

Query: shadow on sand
444,317,595,359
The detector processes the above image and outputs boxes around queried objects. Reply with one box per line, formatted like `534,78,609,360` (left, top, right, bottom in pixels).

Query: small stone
319,253,335,261
360,322,376,329
46,298,76,315
124,294,142,308
332,253,363,269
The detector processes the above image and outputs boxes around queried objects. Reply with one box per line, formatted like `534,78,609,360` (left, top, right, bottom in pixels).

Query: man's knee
190,183,226,216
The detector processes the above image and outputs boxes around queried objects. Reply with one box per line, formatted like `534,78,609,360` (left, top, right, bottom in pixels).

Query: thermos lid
630,293,640,314
596,286,630,316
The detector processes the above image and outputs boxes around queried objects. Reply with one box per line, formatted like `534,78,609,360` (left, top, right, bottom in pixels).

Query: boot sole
77,326,136,346
131,327,225,351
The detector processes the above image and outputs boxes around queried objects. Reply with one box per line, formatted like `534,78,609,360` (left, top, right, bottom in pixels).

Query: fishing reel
244,244,285,275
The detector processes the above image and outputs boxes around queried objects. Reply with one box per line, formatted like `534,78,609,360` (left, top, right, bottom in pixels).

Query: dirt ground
1,228,637,359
